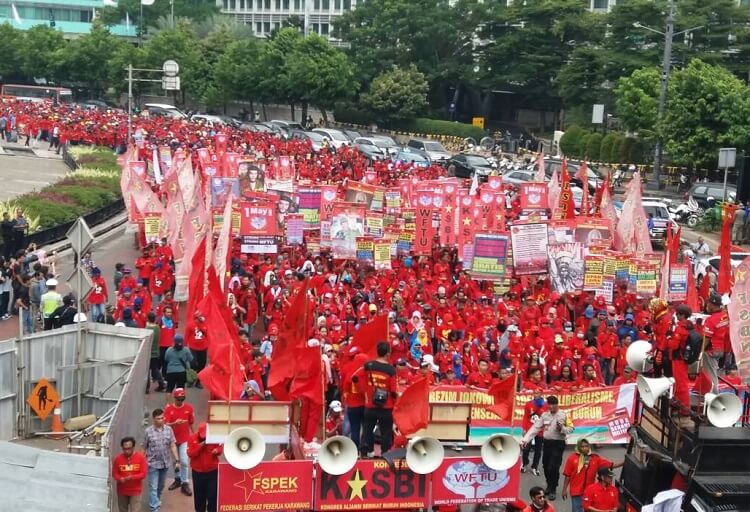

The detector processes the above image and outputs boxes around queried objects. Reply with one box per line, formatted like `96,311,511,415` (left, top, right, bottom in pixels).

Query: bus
1,84,73,103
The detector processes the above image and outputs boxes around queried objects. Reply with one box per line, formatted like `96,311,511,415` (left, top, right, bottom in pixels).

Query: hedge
0,147,122,231
560,125,646,164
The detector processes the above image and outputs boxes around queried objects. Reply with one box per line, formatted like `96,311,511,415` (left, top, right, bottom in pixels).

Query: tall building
0,0,135,37
217,0,358,41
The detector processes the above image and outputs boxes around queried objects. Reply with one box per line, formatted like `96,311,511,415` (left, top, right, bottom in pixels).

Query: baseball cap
369,304,377,312
597,467,614,478
173,388,186,398
329,400,343,412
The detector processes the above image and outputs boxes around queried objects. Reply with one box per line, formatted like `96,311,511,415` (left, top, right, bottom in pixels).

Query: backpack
683,328,703,364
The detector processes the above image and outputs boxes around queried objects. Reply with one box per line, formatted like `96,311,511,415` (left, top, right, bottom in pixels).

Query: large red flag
575,161,590,216
686,262,699,312
393,377,430,436
555,160,576,220
699,268,712,304
183,237,206,350
351,314,389,358
669,225,681,264
487,374,516,421
728,256,750,383
718,204,736,294
289,346,324,405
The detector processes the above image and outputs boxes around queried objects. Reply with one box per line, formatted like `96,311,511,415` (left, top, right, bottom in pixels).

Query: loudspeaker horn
319,436,358,475
224,427,265,470
405,437,445,475
626,340,653,373
637,375,674,408
704,393,743,428
481,434,521,471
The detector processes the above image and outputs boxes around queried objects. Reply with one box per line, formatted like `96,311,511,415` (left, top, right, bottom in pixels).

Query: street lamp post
633,0,703,190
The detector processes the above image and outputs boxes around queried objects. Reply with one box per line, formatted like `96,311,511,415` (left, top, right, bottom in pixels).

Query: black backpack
683,328,703,364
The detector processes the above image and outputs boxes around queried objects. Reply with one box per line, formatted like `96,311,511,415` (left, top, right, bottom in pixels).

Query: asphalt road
0,144,69,202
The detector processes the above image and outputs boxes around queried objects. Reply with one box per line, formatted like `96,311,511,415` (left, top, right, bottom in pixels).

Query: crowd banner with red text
239,200,278,254
470,232,510,281
413,190,435,256
519,182,549,211
729,256,750,383
668,264,689,302
429,384,636,445
218,461,314,511
315,459,429,511
510,222,549,275
431,458,520,506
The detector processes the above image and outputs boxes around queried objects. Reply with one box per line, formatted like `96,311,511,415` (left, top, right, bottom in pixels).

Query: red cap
172,388,186,398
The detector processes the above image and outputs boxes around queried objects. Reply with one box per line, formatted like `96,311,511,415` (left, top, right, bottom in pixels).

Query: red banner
315,459,428,510
519,182,549,210
413,190,434,255
729,256,750,383
218,461,314,511
239,200,278,236
440,181,458,247
429,384,636,445
431,457,520,506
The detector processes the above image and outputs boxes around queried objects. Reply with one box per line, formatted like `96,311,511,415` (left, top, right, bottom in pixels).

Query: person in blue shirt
647,213,655,235
617,314,638,343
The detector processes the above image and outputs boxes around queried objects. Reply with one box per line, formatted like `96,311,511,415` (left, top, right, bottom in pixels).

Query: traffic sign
162,76,181,91
66,217,94,256
67,266,94,300
162,60,179,77
27,378,59,421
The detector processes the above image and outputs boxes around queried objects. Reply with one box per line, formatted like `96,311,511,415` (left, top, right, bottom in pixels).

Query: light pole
633,0,702,189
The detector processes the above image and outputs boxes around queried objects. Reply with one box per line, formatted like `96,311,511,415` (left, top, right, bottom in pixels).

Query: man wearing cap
164,388,194,496
703,293,730,372
164,334,194,392
359,341,398,457
40,278,62,330
582,467,618,512
187,422,222,512
561,438,620,512
87,267,108,323
522,486,555,512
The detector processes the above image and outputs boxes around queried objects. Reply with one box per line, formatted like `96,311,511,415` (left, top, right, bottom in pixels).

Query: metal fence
0,340,16,440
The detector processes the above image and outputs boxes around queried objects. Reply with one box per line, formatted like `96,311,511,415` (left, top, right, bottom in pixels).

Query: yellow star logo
737,265,748,284
347,469,368,501
233,470,264,500
463,218,472,226
445,205,453,213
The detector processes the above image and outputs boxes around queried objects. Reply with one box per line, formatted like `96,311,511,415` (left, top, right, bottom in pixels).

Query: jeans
175,442,189,482
542,439,566,493
148,466,168,512
347,406,364,449
192,469,217,512
600,357,613,385
21,308,32,334
522,436,543,469
361,407,393,456
571,495,584,512
89,303,105,323
0,291,9,317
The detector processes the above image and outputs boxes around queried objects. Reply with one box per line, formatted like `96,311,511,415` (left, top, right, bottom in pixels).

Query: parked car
695,252,750,280
446,154,494,179
269,119,305,131
191,113,226,126
343,129,362,142
688,182,737,208
144,103,187,119
312,128,350,149
502,169,536,185
371,135,400,157
288,131,328,152
407,138,452,163
241,122,275,134
642,200,675,247
395,148,431,168
354,137,387,160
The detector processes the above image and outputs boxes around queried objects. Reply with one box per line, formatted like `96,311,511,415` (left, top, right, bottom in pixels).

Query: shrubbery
560,125,646,163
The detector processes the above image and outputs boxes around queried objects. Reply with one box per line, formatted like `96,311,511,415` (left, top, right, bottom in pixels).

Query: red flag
718,204,736,295
575,161,590,216
699,268,712,303
393,377,430,436
670,225,681,264
555,160,575,220
183,237,206,349
686,262,699,312
267,281,311,399
351,314,389,358
487,374,516,421
289,346,324,405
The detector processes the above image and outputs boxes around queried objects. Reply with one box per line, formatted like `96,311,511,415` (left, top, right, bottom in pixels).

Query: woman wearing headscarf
561,438,622,512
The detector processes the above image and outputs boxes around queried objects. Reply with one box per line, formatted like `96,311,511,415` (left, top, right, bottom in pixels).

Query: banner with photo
297,187,321,229
470,232,510,281
510,222,548,275
548,242,584,293
575,219,612,247
330,205,365,259
265,156,295,192
238,160,266,194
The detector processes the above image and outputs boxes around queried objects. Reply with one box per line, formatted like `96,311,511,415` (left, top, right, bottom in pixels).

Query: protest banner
668,264,689,302
636,260,658,298
239,200,278,253
728,256,750,383
584,255,604,291
519,182,549,210
315,459,429,511
575,219,612,247
297,187,322,228
510,222,548,275
330,205,365,259
218,461,314,511
548,243,584,293
429,384,636,445
414,190,435,256
143,213,161,242
385,188,402,211
374,242,391,270
285,213,305,245
470,232,509,281
212,205,240,235
265,155,295,192
365,213,384,239
356,237,374,262
431,457,520,506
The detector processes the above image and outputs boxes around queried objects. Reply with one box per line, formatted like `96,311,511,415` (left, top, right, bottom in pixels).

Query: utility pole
653,0,674,190
127,64,133,143
125,62,180,144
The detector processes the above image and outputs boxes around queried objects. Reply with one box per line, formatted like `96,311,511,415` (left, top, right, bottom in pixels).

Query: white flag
125,11,130,28
141,0,155,6
11,3,22,25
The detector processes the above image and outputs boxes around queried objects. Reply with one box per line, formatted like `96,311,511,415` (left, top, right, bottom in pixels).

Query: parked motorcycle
669,197,704,228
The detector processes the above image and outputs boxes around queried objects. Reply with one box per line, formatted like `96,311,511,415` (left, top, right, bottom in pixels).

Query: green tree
559,125,587,158
142,21,202,105
0,23,25,82
214,38,265,106
19,25,66,81
99,0,217,31
600,133,619,163
362,65,428,122
585,132,603,161
258,28,305,116
613,67,660,138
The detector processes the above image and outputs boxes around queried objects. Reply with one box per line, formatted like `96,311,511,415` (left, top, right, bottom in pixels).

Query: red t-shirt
88,276,108,305
112,451,148,496
583,482,619,511
563,453,612,496
187,431,223,473
164,403,195,444
466,371,495,388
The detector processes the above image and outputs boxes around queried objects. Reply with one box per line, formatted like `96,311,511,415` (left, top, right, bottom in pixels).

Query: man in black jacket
359,341,398,457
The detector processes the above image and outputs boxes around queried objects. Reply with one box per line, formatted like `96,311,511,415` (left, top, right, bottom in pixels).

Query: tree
142,21,202,105
98,0,217,31
19,25,66,81
214,38,265,106
585,133,603,161
258,28,305,115
0,23,25,83
362,65,428,122
559,125,587,158
600,133,620,163
613,67,660,138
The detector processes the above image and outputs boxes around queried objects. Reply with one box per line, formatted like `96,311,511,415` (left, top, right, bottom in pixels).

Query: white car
191,114,225,126
312,128,350,149
695,252,750,280
144,103,187,119
407,138,452,163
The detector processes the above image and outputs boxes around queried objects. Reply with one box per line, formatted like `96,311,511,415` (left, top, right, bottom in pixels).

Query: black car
688,182,737,208
447,154,494,179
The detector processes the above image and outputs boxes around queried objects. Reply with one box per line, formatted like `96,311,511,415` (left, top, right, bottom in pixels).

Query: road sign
27,378,59,421
719,147,736,168
66,217,94,256
472,117,485,129
67,266,94,300
163,60,179,77
592,104,605,124
162,76,181,91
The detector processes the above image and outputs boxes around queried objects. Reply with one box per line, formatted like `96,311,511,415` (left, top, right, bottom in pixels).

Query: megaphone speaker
626,341,654,373
224,427,265,470
704,393,743,428
481,434,521,471
637,375,675,408
405,437,444,475
319,436,358,476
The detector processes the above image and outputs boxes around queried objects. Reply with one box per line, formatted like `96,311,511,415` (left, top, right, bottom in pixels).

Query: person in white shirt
692,236,711,257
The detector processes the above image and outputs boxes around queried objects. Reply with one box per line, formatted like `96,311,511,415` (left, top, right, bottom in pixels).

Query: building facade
217,0,357,40
0,0,135,37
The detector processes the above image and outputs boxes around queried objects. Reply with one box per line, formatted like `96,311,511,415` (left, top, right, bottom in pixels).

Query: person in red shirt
582,467,619,512
325,400,344,436
562,438,620,511
522,486,555,512
668,304,693,413
360,341,398,457
159,306,176,377
164,388,195,496
87,267,108,323
112,436,148,512
612,366,636,386
187,422,222,512
466,359,496,388
341,350,367,450
186,312,209,385
522,391,547,476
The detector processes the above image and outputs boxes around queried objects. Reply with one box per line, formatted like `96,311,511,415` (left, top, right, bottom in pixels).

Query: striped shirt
143,424,175,469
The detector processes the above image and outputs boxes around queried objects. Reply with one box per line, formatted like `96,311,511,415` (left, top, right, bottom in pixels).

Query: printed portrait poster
218,461,313,511
315,459,428,510
210,177,239,208
274,192,299,230
431,457,520,506
575,219,612,249
265,155,295,192
222,152,241,178
548,243,584,293
510,222,549,275
330,204,365,259
238,160,266,195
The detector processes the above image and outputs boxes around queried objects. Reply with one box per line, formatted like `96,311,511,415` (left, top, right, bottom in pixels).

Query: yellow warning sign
472,117,485,129
27,378,59,421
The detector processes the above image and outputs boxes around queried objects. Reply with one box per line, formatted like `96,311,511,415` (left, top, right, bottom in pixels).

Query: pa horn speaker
626,340,653,373
224,427,265,470
481,434,520,471
637,375,674,408
319,436,358,475
405,437,444,475
704,393,743,428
